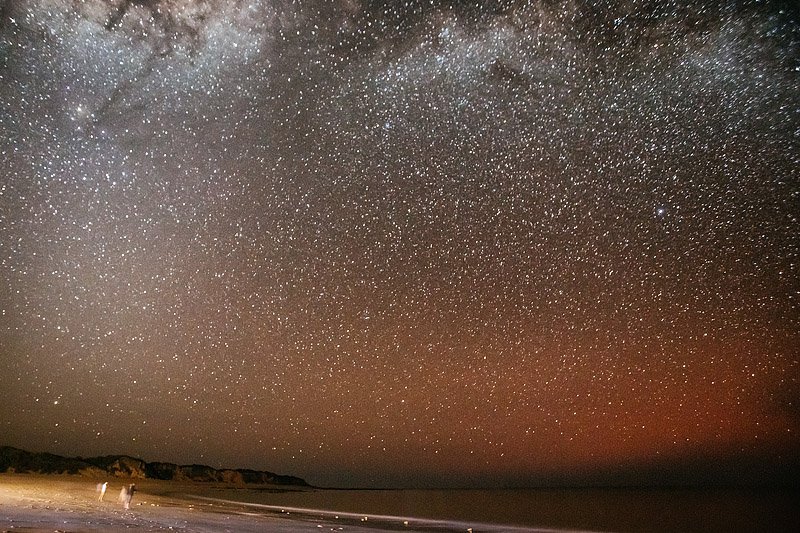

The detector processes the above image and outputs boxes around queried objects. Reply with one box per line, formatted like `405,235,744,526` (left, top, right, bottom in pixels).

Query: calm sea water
188,486,799,532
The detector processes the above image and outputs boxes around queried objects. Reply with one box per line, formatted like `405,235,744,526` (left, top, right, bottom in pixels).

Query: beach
0,474,424,533
0,474,551,532
2,474,798,532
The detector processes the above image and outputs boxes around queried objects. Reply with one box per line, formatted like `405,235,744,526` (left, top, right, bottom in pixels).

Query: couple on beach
96,481,136,509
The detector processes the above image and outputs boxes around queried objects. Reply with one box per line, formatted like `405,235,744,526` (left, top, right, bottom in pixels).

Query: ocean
183,486,800,532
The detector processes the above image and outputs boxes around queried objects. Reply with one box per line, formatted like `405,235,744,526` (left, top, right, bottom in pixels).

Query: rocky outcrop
0,446,309,486
85,455,148,478
237,468,308,486
142,462,307,485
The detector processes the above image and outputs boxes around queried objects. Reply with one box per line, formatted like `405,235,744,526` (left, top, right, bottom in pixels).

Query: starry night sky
0,0,798,488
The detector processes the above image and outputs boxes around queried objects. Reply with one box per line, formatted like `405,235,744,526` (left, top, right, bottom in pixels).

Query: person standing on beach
119,484,136,509
96,481,108,501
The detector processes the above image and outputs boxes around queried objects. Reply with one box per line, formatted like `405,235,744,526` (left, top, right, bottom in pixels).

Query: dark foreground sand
0,474,455,533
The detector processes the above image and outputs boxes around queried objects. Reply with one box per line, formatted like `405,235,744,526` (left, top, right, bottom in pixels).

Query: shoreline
2,473,797,532
0,473,400,532
0,473,550,532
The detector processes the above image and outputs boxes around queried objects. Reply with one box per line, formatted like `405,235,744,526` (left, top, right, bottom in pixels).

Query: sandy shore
0,474,425,533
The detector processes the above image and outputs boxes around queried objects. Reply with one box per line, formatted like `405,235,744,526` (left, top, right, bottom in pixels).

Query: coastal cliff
0,446,308,486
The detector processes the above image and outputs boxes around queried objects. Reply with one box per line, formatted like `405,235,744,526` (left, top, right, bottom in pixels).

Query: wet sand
0,474,423,532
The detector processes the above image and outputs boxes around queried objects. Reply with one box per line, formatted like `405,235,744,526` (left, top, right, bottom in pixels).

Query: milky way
1,0,798,488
